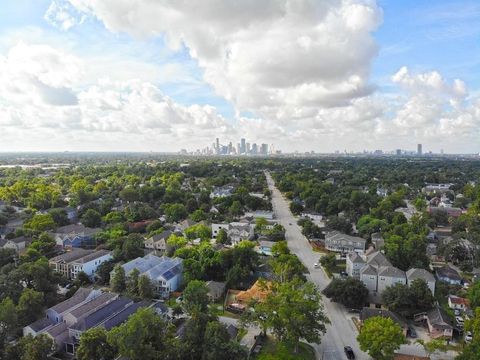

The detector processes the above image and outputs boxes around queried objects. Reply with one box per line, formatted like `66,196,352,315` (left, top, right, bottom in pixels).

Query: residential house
406,268,436,296
244,210,274,220
415,306,454,339
428,207,463,219
69,250,112,279
117,254,183,297
436,266,462,285
360,308,408,336
49,224,101,249
324,231,367,254
144,230,172,254
206,281,226,302
49,249,112,280
349,251,435,305
211,222,254,245
447,295,470,311
371,233,384,250
24,288,149,355
0,235,31,253
346,252,365,279
210,186,234,199
422,183,454,194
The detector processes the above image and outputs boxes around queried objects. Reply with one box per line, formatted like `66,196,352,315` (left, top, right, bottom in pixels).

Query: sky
0,0,479,153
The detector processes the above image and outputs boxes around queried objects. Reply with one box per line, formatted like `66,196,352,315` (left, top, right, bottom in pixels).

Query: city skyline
0,1,479,153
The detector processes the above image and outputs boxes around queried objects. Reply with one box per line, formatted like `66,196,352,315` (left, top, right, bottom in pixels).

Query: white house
447,295,470,311
211,222,254,245
117,254,183,297
69,250,113,279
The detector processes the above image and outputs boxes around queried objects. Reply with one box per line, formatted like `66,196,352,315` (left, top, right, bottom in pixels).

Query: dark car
407,326,417,338
344,346,355,359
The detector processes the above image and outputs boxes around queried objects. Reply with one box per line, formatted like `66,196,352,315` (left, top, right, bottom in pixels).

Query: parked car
348,308,361,314
340,271,348,277
465,331,473,342
314,263,320,268
344,346,355,359
407,326,417,338
454,309,461,316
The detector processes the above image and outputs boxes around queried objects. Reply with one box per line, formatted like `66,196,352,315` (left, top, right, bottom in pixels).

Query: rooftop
49,287,99,314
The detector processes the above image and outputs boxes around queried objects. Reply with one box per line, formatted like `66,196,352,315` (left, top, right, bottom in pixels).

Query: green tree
357,316,406,360
122,233,144,261
164,203,187,222
95,260,115,285
81,209,102,228
107,308,178,360
322,278,369,309
416,339,447,357
259,279,329,353
0,297,17,349
24,214,56,232
138,274,154,300
271,241,289,256
216,229,228,244
229,201,243,217
191,209,207,222
17,334,55,360
467,281,480,309
202,321,247,360
127,268,140,296
76,271,91,286
77,327,116,360
289,202,303,215
17,288,44,326
28,232,56,257
319,253,336,275
111,265,126,293
48,208,70,226
183,280,209,316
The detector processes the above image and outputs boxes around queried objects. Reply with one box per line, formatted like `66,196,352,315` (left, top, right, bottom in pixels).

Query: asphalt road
265,171,368,360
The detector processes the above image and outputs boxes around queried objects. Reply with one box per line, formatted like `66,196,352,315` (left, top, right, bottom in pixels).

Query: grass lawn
254,336,316,360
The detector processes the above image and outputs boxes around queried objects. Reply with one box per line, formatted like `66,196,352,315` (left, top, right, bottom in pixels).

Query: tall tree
17,334,55,360
201,321,247,360
138,274,154,300
77,327,116,360
17,288,43,326
111,265,126,293
107,308,178,360
357,316,406,360
183,280,209,316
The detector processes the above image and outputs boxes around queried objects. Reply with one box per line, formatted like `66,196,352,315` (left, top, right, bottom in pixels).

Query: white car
314,263,320,268
465,331,473,342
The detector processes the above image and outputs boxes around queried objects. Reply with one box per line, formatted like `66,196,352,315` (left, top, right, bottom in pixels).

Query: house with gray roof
346,252,365,279
49,248,112,280
115,254,183,297
24,288,149,355
406,268,436,295
50,224,101,249
144,230,172,253
206,281,226,302
324,231,367,254
0,235,31,253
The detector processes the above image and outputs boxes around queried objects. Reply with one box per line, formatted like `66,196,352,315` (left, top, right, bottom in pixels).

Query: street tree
357,316,406,360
